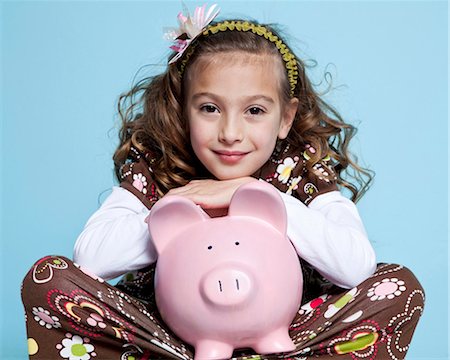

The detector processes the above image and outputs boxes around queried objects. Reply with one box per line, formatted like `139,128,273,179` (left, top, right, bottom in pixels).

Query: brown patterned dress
21,142,425,359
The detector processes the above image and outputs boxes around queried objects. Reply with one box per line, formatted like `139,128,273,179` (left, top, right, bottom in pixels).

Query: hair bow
164,3,220,64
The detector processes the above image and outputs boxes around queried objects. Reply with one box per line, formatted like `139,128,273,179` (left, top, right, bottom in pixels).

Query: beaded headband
164,4,299,97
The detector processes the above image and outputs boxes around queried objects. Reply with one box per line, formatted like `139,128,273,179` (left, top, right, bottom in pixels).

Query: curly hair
113,20,373,202
114,66,195,196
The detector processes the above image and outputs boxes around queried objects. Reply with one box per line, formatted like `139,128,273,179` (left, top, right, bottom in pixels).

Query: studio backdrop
1,1,447,359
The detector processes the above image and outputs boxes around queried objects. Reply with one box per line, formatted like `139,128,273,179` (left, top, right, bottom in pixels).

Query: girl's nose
218,116,244,144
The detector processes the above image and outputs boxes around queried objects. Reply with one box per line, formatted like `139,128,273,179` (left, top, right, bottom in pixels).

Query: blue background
1,1,448,359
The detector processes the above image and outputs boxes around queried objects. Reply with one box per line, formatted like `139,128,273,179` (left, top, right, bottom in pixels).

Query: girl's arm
74,182,375,288
167,178,376,289
74,147,159,280
73,186,155,280
280,190,376,289
73,178,252,279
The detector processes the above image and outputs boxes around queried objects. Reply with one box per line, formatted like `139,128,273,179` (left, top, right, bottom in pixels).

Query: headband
164,4,299,97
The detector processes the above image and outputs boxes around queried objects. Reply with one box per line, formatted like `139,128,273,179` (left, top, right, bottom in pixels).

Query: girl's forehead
189,52,282,72
185,52,285,89
184,52,286,104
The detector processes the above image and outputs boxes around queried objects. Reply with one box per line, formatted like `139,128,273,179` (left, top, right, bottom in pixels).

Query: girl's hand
166,177,257,210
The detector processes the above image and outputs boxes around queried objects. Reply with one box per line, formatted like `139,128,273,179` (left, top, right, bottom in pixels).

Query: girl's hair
113,20,373,202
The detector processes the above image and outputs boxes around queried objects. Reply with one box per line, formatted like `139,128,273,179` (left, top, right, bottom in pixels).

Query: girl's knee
372,263,425,313
22,255,73,305
376,263,424,294
398,264,424,292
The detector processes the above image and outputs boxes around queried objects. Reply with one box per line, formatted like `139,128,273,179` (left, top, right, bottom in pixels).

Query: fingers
166,180,216,196
165,180,229,209
164,178,256,209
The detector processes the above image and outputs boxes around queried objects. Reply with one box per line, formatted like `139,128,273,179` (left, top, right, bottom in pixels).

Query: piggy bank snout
201,266,253,308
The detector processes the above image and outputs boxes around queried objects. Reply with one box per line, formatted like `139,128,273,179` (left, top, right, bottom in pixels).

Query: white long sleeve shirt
74,186,376,288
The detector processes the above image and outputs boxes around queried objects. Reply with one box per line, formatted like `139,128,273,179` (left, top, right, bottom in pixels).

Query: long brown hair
113,20,373,202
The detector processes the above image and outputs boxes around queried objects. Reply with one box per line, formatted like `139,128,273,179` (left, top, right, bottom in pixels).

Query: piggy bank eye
207,245,213,250
235,242,240,246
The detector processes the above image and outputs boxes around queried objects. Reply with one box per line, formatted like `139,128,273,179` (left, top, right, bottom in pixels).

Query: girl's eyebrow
191,92,275,104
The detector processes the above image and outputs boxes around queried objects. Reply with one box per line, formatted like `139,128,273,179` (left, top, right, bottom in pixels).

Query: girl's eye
247,107,265,115
200,105,218,113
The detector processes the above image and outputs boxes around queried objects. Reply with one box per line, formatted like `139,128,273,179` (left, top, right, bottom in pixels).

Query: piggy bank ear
228,181,287,234
148,196,209,255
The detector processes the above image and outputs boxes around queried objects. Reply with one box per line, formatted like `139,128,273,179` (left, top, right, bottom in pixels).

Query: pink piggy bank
148,181,303,360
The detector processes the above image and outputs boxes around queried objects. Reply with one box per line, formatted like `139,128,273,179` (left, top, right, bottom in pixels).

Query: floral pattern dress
21,142,425,360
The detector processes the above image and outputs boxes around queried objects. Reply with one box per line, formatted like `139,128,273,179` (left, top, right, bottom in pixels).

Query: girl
22,4,424,359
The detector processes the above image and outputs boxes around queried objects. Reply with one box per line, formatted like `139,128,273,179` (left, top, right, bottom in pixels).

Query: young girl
22,4,424,359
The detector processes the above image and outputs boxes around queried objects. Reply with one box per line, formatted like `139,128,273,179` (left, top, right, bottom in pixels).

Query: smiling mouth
213,150,249,163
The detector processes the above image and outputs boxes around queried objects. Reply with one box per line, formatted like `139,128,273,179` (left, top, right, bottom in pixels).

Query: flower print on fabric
331,328,380,357
286,176,302,195
302,143,316,161
132,173,148,194
119,148,160,209
32,306,61,329
368,278,407,301
299,294,329,316
303,182,319,204
342,310,364,323
302,144,337,183
32,256,68,284
276,156,298,184
48,289,135,341
259,141,339,204
312,162,334,183
324,287,359,319
86,313,107,329
28,338,39,356
386,289,425,359
120,344,156,360
290,295,330,334
56,333,96,360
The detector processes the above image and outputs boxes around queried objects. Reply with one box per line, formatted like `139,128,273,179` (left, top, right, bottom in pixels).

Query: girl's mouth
213,150,249,164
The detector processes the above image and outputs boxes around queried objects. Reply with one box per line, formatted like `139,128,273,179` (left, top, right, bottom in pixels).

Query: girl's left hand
166,177,257,210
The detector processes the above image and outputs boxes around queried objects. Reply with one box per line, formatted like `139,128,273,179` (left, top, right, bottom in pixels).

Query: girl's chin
211,171,253,181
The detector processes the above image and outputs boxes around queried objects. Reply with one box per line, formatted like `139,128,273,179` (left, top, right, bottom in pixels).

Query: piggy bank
148,181,303,360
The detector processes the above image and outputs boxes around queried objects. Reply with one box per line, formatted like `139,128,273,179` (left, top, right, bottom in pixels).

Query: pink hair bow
164,3,220,64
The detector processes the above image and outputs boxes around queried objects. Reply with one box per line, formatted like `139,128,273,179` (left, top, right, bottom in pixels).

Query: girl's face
185,52,298,180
